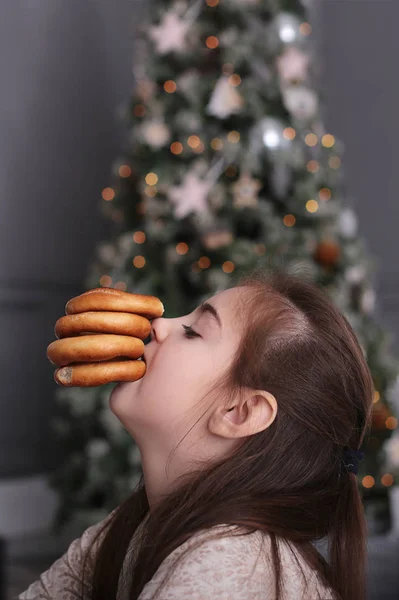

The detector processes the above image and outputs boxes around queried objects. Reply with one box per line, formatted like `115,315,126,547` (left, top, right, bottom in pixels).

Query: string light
144,186,157,197
206,36,219,49
170,142,183,154
132,256,146,268
192,142,205,153
164,80,177,93
306,199,319,213
228,74,241,86
222,261,235,273
102,187,115,201
119,165,132,178
227,131,240,143
329,156,341,169
381,473,394,487
176,242,189,255
373,391,381,404
211,137,223,150
283,127,296,141
99,275,112,287
283,214,296,227
362,476,375,489
307,160,319,173
319,188,331,201
145,172,158,185
305,133,318,147
114,281,127,291
198,256,211,269
386,416,398,430
133,231,146,244
187,135,201,148
322,134,335,148
300,22,312,36
206,0,219,6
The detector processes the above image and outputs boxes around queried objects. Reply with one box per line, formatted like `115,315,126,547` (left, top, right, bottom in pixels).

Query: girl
20,266,373,600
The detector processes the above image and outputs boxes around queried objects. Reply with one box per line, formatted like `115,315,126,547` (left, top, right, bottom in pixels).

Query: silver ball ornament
271,12,304,47
250,117,291,153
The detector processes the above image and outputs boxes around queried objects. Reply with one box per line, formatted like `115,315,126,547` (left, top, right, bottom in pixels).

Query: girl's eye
182,324,201,339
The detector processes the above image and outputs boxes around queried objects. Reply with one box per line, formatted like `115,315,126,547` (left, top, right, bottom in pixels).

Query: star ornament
232,173,262,208
207,76,244,119
148,12,191,55
276,47,309,83
168,173,213,219
140,120,171,149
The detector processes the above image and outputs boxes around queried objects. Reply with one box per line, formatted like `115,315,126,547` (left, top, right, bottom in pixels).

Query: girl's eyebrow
195,302,222,330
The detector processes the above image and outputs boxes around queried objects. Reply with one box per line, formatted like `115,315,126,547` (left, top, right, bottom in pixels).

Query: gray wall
315,0,399,338
0,0,397,480
0,0,145,478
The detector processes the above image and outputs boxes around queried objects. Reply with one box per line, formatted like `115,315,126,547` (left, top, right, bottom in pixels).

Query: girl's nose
149,317,176,344
150,321,158,342
150,317,167,343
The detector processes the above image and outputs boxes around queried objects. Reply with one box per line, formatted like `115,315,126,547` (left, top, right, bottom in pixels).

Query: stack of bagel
46,287,164,387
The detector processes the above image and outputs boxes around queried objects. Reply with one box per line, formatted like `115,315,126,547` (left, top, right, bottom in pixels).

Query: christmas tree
49,0,399,533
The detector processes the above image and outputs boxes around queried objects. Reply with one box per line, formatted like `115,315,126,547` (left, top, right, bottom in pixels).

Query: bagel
48,287,163,387
54,359,146,387
47,334,145,367
54,311,152,340
65,288,164,319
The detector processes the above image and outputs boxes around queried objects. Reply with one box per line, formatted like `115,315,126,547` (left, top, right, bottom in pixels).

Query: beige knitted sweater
18,511,335,600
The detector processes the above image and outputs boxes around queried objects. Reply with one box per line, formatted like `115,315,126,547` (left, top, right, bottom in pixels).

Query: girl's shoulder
18,509,119,600
137,524,336,600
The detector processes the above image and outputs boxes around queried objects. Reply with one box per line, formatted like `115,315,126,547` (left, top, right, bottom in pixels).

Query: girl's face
109,286,245,460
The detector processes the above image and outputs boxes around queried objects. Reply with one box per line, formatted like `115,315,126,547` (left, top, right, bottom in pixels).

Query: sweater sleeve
137,526,274,600
18,510,117,600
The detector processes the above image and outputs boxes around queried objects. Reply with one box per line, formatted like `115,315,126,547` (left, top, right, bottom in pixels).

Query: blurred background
1,0,399,598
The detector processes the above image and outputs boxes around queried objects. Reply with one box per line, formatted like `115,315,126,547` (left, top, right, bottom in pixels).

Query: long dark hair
80,265,374,600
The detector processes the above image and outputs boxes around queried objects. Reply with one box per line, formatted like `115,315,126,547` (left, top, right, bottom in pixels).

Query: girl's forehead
212,286,248,308
210,287,250,322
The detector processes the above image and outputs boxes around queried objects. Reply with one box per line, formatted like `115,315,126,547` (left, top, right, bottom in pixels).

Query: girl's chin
113,379,139,392
109,380,139,415
110,378,142,402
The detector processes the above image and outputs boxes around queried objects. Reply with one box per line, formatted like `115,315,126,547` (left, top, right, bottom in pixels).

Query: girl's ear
208,391,277,439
